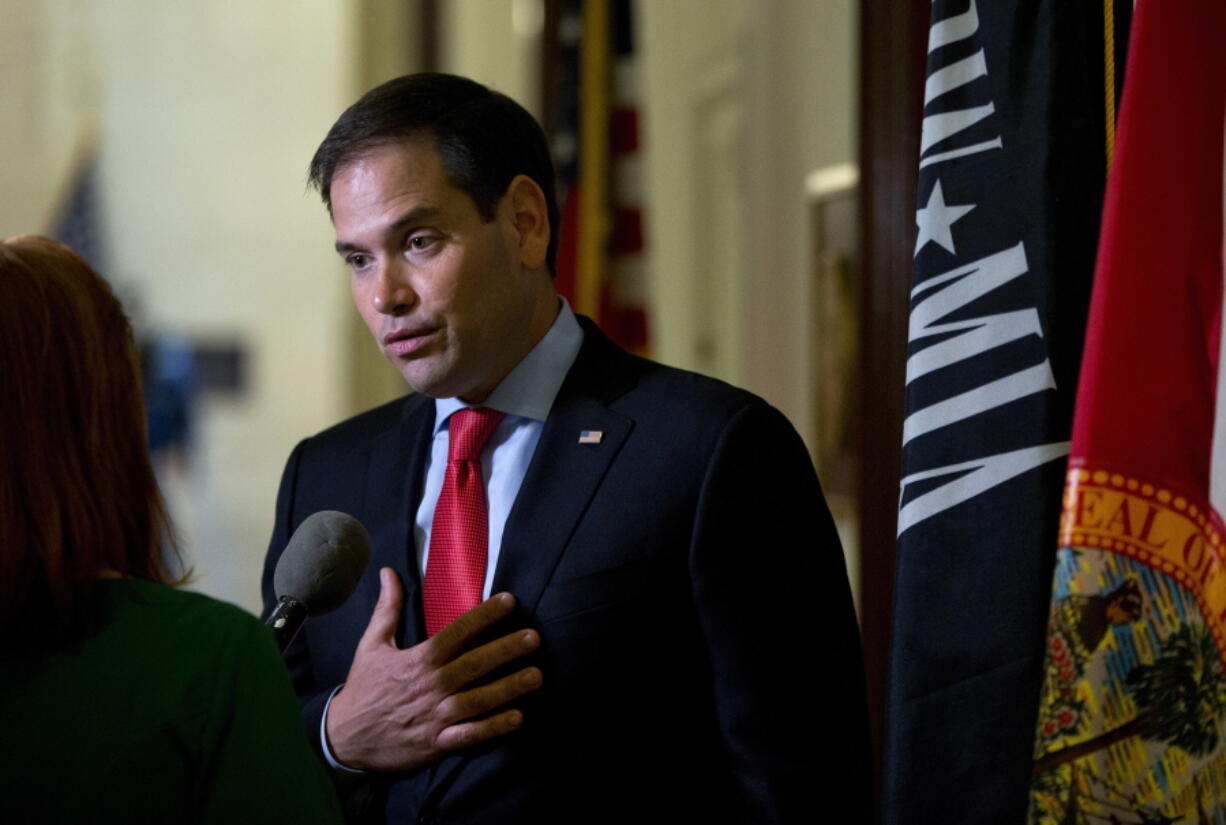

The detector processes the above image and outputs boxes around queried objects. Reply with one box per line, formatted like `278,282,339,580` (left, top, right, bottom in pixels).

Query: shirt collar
433,297,583,433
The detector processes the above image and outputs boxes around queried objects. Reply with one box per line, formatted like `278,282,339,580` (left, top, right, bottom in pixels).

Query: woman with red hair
0,236,341,823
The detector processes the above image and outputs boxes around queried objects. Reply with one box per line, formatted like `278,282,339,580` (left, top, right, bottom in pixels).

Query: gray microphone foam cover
273,510,372,615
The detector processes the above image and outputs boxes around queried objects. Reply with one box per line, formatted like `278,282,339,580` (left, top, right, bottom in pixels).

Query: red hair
0,235,181,643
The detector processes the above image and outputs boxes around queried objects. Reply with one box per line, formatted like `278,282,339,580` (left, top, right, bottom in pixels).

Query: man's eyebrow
334,205,442,254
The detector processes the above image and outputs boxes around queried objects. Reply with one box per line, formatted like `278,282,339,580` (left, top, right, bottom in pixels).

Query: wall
639,0,856,441
440,0,544,119
638,0,860,599
1,0,358,612
0,0,858,613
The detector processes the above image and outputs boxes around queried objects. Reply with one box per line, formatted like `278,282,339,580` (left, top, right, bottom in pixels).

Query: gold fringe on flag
1104,0,1117,169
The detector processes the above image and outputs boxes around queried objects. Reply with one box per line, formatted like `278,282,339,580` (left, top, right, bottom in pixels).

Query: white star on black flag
914,179,975,256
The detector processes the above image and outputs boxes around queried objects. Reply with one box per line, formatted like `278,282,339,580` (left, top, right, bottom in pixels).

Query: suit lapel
492,392,631,611
425,319,637,806
492,318,637,612
364,393,435,648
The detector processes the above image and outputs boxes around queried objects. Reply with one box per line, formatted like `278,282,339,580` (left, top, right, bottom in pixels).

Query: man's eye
347,254,370,269
407,234,438,252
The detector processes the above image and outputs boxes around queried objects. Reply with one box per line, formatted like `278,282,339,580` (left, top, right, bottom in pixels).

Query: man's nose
371,262,416,315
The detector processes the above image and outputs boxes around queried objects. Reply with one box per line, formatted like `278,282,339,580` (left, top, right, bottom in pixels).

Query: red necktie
423,407,506,637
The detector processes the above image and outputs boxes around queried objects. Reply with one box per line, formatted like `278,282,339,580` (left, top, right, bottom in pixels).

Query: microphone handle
266,595,308,653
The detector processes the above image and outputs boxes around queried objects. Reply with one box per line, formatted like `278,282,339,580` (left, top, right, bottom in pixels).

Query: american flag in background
50,137,107,273
547,0,650,354
603,0,648,353
47,133,199,465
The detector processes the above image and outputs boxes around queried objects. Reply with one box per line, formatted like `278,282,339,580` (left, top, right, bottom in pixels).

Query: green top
0,579,343,824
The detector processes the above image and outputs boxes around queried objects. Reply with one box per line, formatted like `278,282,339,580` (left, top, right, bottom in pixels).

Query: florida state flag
1029,1,1226,821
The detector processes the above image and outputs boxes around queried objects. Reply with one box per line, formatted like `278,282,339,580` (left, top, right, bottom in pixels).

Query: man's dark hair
308,73,559,273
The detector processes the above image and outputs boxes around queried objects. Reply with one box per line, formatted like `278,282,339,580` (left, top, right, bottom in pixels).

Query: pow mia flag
884,2,1131,823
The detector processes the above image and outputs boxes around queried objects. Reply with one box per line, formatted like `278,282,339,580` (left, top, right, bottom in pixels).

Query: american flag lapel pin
578,430,604,444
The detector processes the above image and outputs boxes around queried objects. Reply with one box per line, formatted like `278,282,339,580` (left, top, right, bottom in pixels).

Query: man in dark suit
263,73,870,824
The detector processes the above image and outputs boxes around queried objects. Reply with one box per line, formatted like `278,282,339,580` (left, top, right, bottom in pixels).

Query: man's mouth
383,327,439,357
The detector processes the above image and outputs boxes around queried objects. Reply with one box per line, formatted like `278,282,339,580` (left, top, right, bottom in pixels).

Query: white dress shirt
416,298,584,598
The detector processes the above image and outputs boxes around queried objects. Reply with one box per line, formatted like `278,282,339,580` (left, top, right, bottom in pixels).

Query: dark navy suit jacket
262,319,871,824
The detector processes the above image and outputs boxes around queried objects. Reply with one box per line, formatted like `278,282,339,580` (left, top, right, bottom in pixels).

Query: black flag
884,2,1131,822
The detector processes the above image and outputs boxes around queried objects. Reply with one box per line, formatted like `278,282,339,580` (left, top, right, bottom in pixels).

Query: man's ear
505,175,550,271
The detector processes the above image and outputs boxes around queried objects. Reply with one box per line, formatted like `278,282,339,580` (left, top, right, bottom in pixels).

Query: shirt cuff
321,684,366,775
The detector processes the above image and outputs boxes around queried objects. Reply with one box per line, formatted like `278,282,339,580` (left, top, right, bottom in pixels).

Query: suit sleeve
262,440,385,821
261,439,336,756
688,400,872,822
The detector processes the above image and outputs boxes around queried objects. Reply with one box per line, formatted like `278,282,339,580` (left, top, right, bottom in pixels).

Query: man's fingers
427,592,518,661
437,627,540,693
434,708,528,754
437,664,543,724
358,567,404,650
